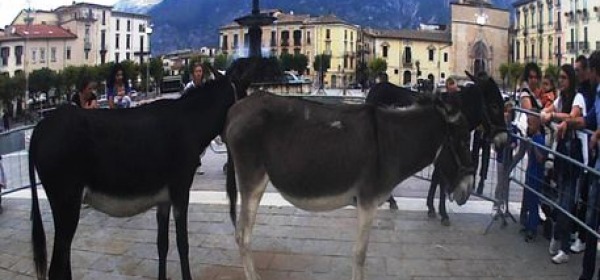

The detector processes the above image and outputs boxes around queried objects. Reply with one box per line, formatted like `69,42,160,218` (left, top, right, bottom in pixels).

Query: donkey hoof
441,219,451,227
427,211,437,218
389,202,399,211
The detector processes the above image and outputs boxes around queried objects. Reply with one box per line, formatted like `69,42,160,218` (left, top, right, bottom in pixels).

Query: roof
512,0,536,7
54,2,113,11
306,14,348,25
0,25,77,41
112,10,151,19
365,28,452,43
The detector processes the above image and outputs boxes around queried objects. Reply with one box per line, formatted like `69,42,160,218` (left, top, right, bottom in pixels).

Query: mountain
115,0,513,55
113,0,163,14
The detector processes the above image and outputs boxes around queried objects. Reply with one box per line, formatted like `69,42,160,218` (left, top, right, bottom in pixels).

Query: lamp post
146,24,153,97
24,8,33,117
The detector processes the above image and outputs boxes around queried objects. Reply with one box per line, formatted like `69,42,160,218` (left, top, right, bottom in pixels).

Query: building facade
451,0,510,82
0,25,77,76
561,0,599,64
1,2,151,77
363,27,452,86
219,4,509,88
512,0,563,68
219,10,359,88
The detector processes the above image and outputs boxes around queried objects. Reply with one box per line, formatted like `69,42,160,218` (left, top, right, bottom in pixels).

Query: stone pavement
0,138,590,280
0,192,595,280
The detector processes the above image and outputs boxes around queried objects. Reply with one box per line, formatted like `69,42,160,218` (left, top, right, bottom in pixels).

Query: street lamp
146,24,153,97
24,8,33,116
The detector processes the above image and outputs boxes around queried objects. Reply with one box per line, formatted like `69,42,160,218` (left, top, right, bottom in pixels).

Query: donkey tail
225,151,237,227
29,140,47,280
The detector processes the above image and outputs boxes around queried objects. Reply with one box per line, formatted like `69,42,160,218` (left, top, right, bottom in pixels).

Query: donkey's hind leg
237,170,269,280
352,197,377,280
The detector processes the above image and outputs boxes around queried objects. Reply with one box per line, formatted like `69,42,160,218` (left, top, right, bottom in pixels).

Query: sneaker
551,250,569,264
570,238,586,254
549,238,560,255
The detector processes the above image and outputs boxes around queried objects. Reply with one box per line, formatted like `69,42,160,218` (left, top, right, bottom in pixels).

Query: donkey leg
171,184,193,280
352,200,377,280
47,185,82,280
387,195,398,211
237,173,268,280
156,203,171,280
439,183,450,226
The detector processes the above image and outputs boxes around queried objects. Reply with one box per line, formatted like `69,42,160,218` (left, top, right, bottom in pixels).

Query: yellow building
513,0,563,67
362,27,452,86
219,10,359,88
562,0,599,64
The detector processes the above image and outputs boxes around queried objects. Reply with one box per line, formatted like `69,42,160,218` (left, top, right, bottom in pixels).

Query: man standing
559,50,600,280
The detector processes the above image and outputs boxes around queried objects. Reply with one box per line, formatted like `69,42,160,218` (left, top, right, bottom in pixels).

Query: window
66,46,71,60
326,29,331,40
344,30,347,40
428,49,434,61
382,45,388,58
516,41,520,60
101,30,106,49
548,6,553,25
548,40,552,59
441,72,446,79
0,47,9,66
351,31,353,41
85,51,89,60
102,10,106,25
51,47,56,62
293,30,301,46
40,48,46,63
307,31,311,44
126,52,130,61
31,49,37,63
222,35,228,50
116,34,120,49
271,31,276,47
116,19,120,31
539,39,543,60
344,56,348,68
15,46,22,65
115,52,120,62
233,34,239,48
531,43,535,59
404,46,412,63
127,20,131,32
294,48,300,55
139,24,144,32
281,31,289,46
443,52,448,62
140,36,144,53
126,34,131,49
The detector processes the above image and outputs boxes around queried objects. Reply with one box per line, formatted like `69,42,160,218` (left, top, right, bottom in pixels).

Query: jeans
580,178,600,279
553,167,580,253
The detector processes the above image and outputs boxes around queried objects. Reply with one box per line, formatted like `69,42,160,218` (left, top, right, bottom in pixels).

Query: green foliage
291,54,309,75
213,54,229,70
368,58,387,78
29,68,58,94
313,54,331,73
544,64,560,81
279,53,294,71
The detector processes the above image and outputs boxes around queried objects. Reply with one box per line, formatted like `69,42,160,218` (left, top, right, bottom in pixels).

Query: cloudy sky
0,0,118,27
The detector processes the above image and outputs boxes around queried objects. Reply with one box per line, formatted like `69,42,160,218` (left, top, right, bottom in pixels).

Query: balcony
84,40,91,51
537,25,544,33
579,41,589,52
281,40,289,47
293,40,301,47
566,42,575,53
523,29,528,36
402,60,413,68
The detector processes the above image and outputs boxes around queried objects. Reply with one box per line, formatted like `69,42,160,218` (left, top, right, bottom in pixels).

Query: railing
0,125,38,207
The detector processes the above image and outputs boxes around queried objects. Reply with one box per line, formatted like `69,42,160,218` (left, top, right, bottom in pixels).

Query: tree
213,54,229,70
544,64,560,81
29,68,58,94
290,54,309,75
499,63,509,90
279,53,294,71
509,62,524,92
313,54,331,88
120,60,139,88
368,58,387,78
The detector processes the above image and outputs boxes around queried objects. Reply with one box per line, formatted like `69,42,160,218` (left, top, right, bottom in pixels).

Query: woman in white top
540,64,586,264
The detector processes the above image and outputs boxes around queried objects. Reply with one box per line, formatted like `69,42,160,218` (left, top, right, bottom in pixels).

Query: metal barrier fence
509,107,600,240
0,125,37,211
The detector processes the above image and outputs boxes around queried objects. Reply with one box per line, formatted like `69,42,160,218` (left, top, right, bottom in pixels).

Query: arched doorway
403,71,411,85
470,40,489,75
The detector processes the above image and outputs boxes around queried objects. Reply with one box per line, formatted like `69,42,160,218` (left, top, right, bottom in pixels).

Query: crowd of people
502,51,600,280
